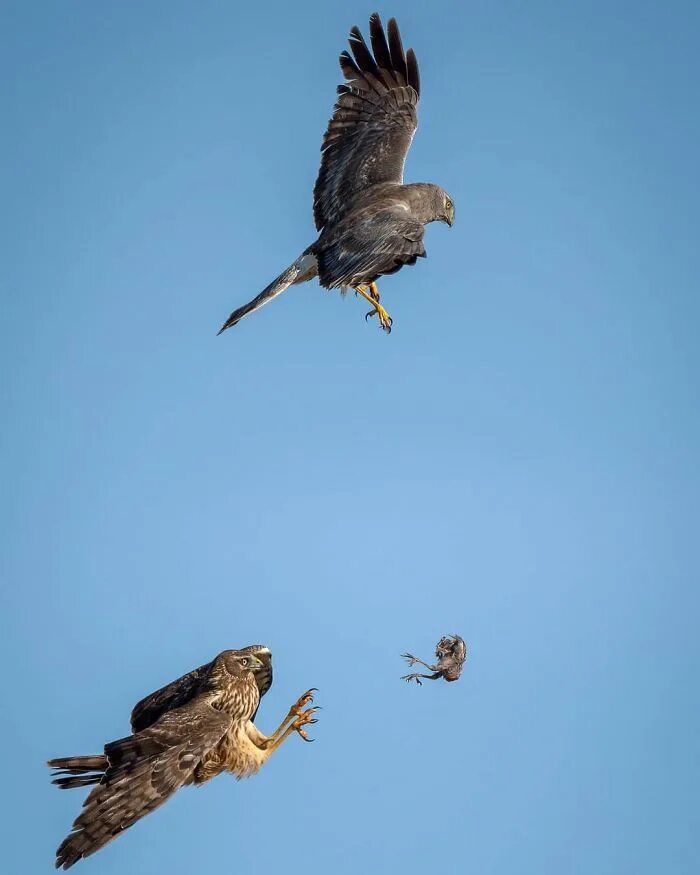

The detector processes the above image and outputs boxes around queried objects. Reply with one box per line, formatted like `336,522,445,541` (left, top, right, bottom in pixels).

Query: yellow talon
293,706,319,742
354,283,393,333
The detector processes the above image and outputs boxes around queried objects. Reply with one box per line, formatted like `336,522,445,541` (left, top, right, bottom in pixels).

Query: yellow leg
354,283,393,333
264,706,319,752
258,690,319,750
267,689,316,741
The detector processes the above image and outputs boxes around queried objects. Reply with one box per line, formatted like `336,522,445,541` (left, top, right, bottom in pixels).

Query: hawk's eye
240,657,249,667
445,198,452,210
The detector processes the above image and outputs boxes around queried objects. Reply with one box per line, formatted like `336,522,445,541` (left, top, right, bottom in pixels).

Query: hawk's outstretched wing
313,13,420,232
130,646,272,732
130,660,214,732
55,701,231,870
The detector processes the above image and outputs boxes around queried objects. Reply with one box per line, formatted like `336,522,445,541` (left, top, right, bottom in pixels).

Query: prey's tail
217,251,318,334
47,755,108,790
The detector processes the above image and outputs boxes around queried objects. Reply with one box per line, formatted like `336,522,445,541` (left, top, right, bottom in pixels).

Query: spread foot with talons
290,688,317,717
365,307,393,333
354,283,393,334
293,706,319,742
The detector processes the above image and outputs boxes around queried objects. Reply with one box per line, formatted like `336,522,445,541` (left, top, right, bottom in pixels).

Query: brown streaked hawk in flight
401,634,467,685
48,645,318,869
218,12,454,336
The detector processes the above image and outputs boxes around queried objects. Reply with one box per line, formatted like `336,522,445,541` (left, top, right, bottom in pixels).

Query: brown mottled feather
131,644,272,731
55,702,232,869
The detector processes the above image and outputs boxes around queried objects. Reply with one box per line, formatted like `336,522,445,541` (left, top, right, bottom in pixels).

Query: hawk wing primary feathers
54,701,232,869
130,660,213,732
313,13,420,232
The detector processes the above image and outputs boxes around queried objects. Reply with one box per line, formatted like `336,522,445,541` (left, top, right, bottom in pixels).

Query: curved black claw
297,688,318,708
364,308,392,333
299,720,318,742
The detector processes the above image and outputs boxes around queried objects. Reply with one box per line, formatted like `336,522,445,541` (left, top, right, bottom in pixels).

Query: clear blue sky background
2,1,699,872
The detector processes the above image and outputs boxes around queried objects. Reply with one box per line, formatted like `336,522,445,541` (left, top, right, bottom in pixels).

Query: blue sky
2,1,699,872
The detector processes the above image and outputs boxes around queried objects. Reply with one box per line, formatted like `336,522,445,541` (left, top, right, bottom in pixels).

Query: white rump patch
293,252,319,284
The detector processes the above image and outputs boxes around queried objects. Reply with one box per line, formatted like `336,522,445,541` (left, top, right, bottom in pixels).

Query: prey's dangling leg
400,652,441,685
401,653,438,672
401,671,443,686
354,283,392,333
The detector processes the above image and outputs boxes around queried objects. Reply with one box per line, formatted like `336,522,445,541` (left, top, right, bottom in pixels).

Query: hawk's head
441,191,455,227
237,644,273,697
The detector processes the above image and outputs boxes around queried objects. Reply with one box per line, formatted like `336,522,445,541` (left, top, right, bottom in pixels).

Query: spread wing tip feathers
314,15,421,232
342,14,420,96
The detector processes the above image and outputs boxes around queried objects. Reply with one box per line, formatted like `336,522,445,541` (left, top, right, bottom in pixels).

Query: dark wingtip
406,48,420,96
386,18,408,84
368,12,393,73
348,22,379,76
342,14,418,95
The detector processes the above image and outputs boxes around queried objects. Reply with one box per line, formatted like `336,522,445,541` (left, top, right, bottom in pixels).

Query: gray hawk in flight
218,12,454,336
401,634,467,685
47,645,318,869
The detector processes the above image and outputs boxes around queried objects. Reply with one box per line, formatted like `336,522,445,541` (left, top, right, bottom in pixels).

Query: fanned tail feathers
48,755,108,790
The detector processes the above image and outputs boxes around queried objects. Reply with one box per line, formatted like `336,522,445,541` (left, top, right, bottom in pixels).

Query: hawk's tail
47,755,108,790
217,251,318,334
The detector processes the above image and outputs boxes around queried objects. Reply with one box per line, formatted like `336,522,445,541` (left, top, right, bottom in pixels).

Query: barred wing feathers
313,13,420,232
130,660,214,733
55,702,231,870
